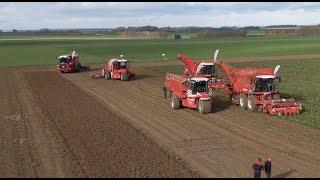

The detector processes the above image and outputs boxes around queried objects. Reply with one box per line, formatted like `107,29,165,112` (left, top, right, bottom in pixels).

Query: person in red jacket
252,158,264,178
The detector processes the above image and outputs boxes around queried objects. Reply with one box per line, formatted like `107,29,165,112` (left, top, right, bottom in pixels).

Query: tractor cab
57,55,71,63
118,59,130,69
56,51,85,73
254,75,277,93
111,59,130,70
56,55,73,71
57,51,79,64
185,77,209,95
183,63,215,78
196,62,215,77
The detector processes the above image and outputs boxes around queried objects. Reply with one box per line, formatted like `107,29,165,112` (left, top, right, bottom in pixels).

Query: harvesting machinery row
56,51,135,81
164,50,302,116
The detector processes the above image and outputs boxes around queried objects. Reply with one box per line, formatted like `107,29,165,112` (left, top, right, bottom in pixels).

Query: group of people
252,157,272,178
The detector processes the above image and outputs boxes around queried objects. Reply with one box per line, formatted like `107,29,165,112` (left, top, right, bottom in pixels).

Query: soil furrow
61,65,320,177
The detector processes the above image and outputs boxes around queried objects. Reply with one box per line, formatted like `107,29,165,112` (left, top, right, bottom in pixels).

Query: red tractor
163,73,213,114
211,50,302,116
90,58,135,81
56,51,89,73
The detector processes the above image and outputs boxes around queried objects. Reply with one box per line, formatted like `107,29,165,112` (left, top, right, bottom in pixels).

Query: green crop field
2,36,320,67
151,59,320,129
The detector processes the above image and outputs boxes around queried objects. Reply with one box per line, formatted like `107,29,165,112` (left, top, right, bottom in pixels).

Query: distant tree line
3,24,320,38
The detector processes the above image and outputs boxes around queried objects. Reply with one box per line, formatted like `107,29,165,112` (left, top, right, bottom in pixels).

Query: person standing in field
264,157,272,178
252,158,264,178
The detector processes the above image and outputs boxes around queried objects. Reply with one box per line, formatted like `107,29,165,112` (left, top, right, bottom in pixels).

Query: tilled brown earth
0,71,38,177
62,65,320,178
0,69,200,177
2,52,320,177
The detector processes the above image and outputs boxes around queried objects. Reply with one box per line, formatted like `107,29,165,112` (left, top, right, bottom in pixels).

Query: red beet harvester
90,58,135,81
211,50,302,116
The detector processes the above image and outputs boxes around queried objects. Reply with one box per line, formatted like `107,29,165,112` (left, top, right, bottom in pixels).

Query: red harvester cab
90,58,135,81
164,73,213,114
56,51,82,73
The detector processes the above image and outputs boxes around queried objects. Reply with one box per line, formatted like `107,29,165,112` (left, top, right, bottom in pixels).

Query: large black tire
76,63,81,71
104,71,111,80
171,95,181,109
120,73,129,81
166,89,172,99
239,93,248,110
71,64,75,72
163,87,172,99
210,97,215,113
163,87,167,98
247,95,258,112
231,94,240,105
273,94,281,100
198,99,212,114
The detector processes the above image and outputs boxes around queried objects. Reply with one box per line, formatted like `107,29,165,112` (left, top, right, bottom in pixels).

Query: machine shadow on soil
273,169,296,178
131,74,153,81
211,94,232,113
76,67,100,73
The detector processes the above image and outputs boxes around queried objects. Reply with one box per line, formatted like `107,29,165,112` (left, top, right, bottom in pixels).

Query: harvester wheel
198,100,212,114
273,94,281,100
163,87,167,98
167,89,172,98
239,94,248,110
121,73,129,81
104,71,111,80
76,63,81,71
210,97,215,113
72,64,76,72
171,95,181,109
247,95,258,112
231,94,240,105
163,87,172,98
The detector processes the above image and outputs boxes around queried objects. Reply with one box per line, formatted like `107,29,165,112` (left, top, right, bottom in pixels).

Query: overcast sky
1,2,320,30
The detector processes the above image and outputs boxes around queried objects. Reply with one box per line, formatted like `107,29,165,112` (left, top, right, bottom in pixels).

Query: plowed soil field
1,57,320,177
0,69,200,177
63,63,320,178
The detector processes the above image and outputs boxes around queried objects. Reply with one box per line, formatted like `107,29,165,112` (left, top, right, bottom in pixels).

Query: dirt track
0,70,200,177
62,64,320,178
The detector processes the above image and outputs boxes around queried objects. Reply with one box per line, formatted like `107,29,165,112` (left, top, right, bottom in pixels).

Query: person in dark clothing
252,158,264,178
264,157,272,178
